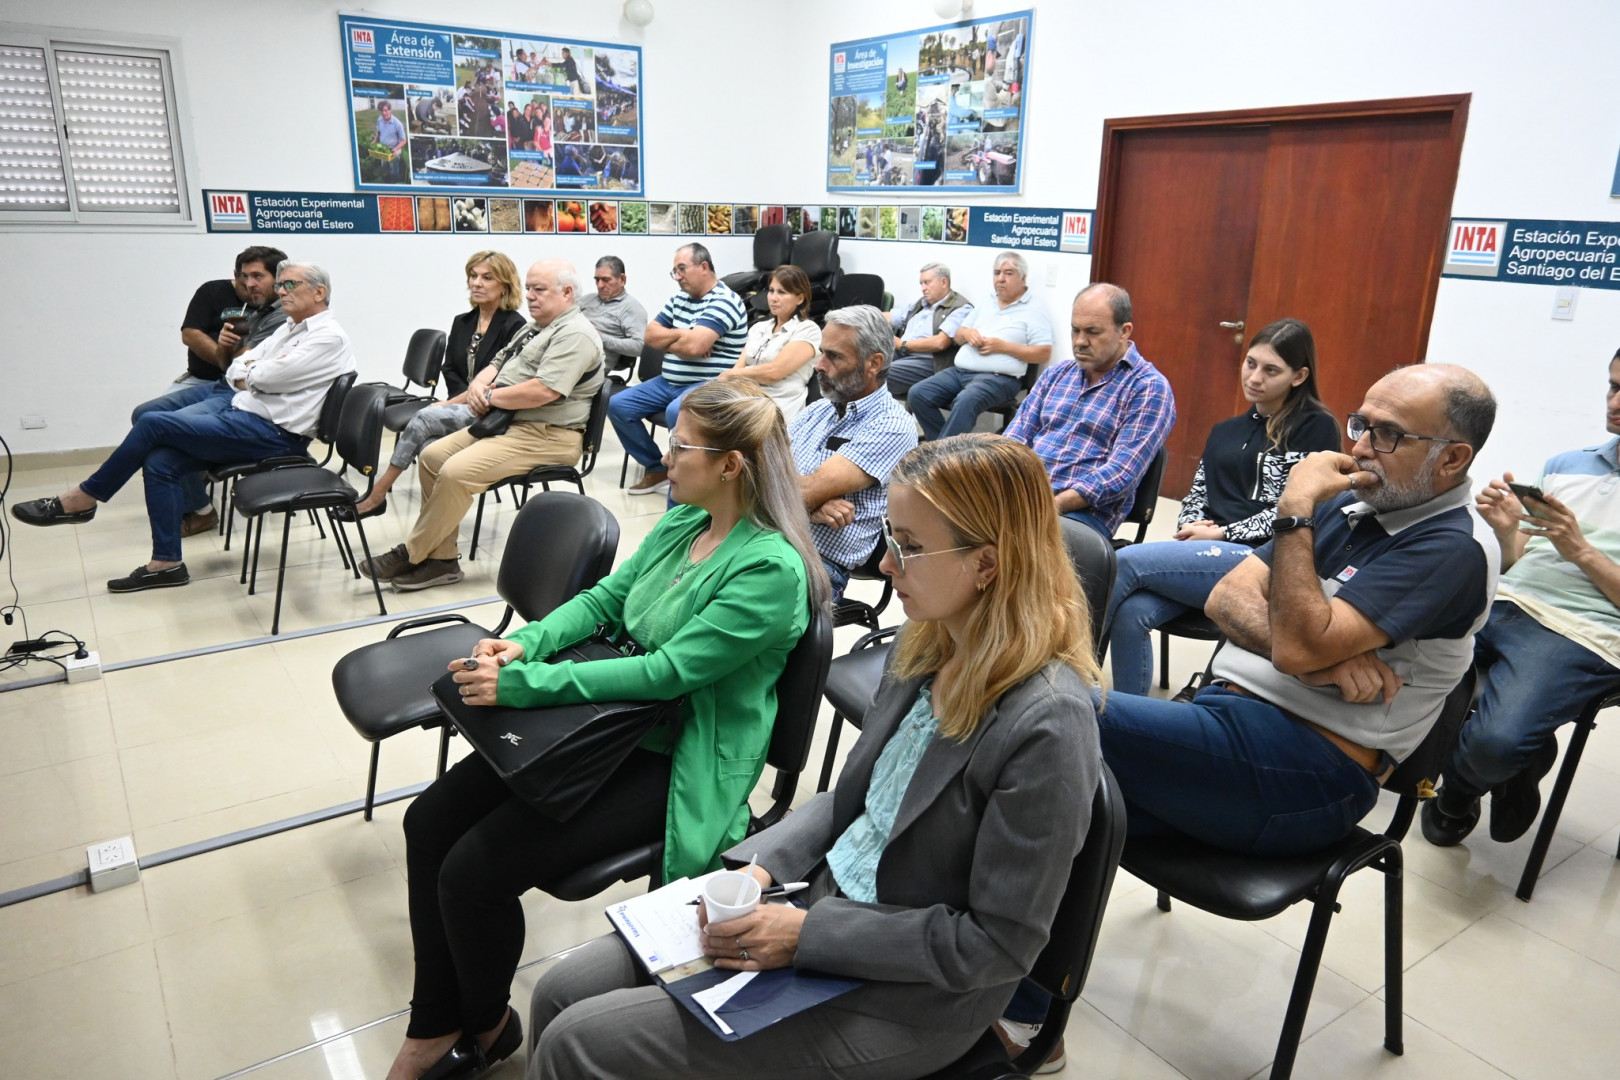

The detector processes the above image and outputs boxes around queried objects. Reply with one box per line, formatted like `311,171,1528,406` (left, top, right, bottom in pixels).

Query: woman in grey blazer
524,434,1103,1080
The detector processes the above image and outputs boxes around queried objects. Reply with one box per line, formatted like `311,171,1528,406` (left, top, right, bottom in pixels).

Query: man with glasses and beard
1423,348,1620,849
788,305,917,599
1094,364,1500,858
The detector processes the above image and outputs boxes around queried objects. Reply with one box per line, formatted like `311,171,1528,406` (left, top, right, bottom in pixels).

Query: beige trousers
407,421,583,562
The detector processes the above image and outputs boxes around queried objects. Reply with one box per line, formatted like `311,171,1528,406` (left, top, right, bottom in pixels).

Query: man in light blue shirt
374,101,406,180
886,262,973,401
908,251,1053,440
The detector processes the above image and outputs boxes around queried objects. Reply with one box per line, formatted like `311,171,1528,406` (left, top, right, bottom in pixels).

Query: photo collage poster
827,10,1030,193
341,15,643,197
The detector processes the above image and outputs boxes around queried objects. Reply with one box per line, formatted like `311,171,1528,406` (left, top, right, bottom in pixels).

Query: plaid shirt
790,389,918,571
1004,342,1176,532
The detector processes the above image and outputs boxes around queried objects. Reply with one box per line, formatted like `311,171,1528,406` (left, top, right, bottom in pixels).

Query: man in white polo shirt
1424,347,1620,847
907,251,1052,439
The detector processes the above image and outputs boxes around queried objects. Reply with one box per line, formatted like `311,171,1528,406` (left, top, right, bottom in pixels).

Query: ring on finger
738,948,750,962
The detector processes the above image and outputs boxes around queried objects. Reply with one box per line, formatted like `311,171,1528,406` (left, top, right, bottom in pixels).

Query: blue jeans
1098,686,1381,856
81,404,307,563
907,367,1020,440
608,374,701,470
1104,539,1252,695
821,558,849,602
131,379,222,513
1061,507,1114,541
885,355,935,402
1444,600,1620,799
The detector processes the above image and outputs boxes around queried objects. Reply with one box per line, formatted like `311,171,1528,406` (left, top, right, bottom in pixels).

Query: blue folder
663,964,863,1042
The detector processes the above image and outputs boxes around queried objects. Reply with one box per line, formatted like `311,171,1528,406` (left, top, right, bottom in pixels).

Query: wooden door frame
1091,93,1470,362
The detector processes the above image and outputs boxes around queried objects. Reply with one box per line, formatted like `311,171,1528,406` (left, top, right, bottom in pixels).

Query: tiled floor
1,430,1616,1079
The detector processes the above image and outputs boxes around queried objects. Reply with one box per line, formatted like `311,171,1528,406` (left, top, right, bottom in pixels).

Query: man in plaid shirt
1004,283,1176,538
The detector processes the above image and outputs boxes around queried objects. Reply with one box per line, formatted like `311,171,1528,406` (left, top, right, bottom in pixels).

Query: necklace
669,534,708,588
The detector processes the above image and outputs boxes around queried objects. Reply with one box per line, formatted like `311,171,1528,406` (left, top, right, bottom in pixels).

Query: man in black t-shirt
130,246,288,532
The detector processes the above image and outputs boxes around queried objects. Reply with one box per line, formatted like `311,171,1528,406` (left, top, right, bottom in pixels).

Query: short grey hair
824,304,894,377
919,261,951,285
993,250,1028,279
1077,281,1132,327
550,260,580,294
279,261,331,302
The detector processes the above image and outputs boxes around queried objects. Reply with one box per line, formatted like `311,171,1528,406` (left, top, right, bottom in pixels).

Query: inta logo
350,27,376,53
1060,211,1092,254
1445,220,1506,277
208,191,251,231
833,51,846,74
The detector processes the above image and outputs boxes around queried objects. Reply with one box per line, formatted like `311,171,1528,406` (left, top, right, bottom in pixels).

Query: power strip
66,651,102,683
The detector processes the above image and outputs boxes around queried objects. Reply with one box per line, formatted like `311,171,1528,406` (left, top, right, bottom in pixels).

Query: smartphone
1507,482,1546,504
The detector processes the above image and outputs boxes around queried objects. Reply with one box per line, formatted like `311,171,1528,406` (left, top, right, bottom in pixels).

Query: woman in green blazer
385,381,829,1080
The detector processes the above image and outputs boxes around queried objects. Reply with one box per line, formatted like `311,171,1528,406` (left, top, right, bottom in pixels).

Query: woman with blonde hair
385,380,826,1080
354,251,527,516
523,433,1102,1080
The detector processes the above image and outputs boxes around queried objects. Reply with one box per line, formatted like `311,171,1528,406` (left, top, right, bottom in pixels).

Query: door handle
1218,320,1245,329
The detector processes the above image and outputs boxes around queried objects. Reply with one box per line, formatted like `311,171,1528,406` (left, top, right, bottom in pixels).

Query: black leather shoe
484,1008,522,1066
11,496,96,526
107,564,190,593
333,498,385,522
1489,737,1560,843
1421,787,1481,847
418,1034,484,1080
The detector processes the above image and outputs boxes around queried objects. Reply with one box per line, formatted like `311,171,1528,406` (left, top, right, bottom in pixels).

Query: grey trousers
526,935,980,1080
885,355,936,403
389,403,475,471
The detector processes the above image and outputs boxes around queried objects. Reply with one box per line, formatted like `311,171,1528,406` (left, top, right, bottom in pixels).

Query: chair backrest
576,379,614,478
1026,763,1127,1003
1382,667,1479,839
830,272,885,311
764,605,836,776
850,533,887,582
636,342,664,383
333,381,387,477
791,228,840,282
316,371,358,446
1120,446,1169,538
496,491,621,623
752,223,793,271
1059,517,1117,659
402,327,447,390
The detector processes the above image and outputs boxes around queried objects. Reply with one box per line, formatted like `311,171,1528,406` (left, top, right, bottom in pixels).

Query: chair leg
351,519,389,618
223,478,237,550
437,725,452,776
308,507,327,540
619,451,632,488
1156,890,1171,912
469,490,487,562
239,513,253,584
1160,630,1171,690
363,742,380,822
1383,848,1404,1056
1517,711,1596,901
248,516,264,594
270,511,293,635
1270,874,1350,1079
330,514,357,574
816,712,846,793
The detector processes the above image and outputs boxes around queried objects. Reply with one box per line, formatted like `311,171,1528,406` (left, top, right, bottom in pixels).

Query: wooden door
1093,96,1469,497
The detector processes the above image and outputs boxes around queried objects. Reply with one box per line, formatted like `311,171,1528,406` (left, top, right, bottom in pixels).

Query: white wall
4,0,1619,484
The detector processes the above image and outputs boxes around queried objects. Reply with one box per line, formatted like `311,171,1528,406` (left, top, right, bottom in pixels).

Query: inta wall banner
827,10,1032,194
340,15,643,198
1442,218,1620,290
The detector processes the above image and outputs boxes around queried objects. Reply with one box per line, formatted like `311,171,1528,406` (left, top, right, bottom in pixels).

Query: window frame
0,24,201,230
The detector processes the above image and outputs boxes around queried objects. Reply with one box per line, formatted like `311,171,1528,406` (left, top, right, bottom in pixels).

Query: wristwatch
1272,515,1315,533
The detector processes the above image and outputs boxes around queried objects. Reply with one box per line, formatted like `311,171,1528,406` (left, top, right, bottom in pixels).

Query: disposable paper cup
702,871,761,925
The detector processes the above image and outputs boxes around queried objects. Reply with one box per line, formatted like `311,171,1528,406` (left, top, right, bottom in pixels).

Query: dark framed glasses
1346,413,1459,456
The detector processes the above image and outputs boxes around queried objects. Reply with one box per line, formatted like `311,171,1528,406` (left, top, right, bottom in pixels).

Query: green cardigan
497,504,810,882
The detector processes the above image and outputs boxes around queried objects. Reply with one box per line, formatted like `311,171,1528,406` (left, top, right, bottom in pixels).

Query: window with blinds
0,33,191,223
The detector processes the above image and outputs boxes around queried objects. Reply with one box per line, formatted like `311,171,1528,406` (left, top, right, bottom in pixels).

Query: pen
687,882,809,904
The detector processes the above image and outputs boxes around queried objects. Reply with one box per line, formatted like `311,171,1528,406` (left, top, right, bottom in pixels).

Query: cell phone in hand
1507,482,1546,504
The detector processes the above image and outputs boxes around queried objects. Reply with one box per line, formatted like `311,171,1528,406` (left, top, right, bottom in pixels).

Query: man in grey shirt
577,255,647,376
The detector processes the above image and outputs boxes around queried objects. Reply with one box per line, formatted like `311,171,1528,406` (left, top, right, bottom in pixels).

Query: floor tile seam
1491,899,1620,979
1073,995,1195,1078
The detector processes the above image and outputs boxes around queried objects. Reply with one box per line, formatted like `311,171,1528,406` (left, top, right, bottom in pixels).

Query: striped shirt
653,280,749,384
1004,343,1176,533
1497,438,1620,667
790,389,919,571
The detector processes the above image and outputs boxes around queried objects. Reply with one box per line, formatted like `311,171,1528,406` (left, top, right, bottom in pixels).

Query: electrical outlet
86,835,139,892
65,650,101,683
20,414,46,430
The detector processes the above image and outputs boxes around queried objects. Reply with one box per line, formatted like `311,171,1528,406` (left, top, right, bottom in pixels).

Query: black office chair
828,272,885,311
378,328,449,432
790,229,841,323
1513,687,1620,901
467,378,613,561
1113,446,1168,548
986,362,1040,432
1156,610,1223,691
546,605,835,901
210,372,355,551
721,223,793,302
617,343,671,488
831,536,893,632
916,765,1127,1080
1119,669,1478,1080
332,492,620,819
817,517,1115,792
232,382,390,635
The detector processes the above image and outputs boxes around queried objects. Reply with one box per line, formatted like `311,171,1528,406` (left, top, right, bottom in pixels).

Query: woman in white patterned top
720,265,821,423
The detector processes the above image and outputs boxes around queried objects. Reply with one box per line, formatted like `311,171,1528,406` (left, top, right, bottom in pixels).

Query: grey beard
1359,444,1443,513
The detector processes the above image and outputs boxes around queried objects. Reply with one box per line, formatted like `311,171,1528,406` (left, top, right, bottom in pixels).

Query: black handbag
431,631,681,820
467,406,514,439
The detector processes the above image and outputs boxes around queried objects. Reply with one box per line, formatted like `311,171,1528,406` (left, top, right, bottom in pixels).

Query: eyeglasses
669,264,693,279
1346,413,1460,455
668,436,726,456
273,279,308,294
882,517,975,576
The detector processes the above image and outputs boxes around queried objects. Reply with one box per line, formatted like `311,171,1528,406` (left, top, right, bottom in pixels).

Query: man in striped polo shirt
612,242,749,494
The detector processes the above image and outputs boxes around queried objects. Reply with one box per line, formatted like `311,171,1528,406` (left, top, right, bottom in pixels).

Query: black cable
0,431,90,675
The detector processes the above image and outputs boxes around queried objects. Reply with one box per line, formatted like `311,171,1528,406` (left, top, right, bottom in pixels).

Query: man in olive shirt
361,259,605,590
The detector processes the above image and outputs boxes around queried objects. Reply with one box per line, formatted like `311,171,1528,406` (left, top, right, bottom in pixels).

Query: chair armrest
849,625,900,653
384,613,472,640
